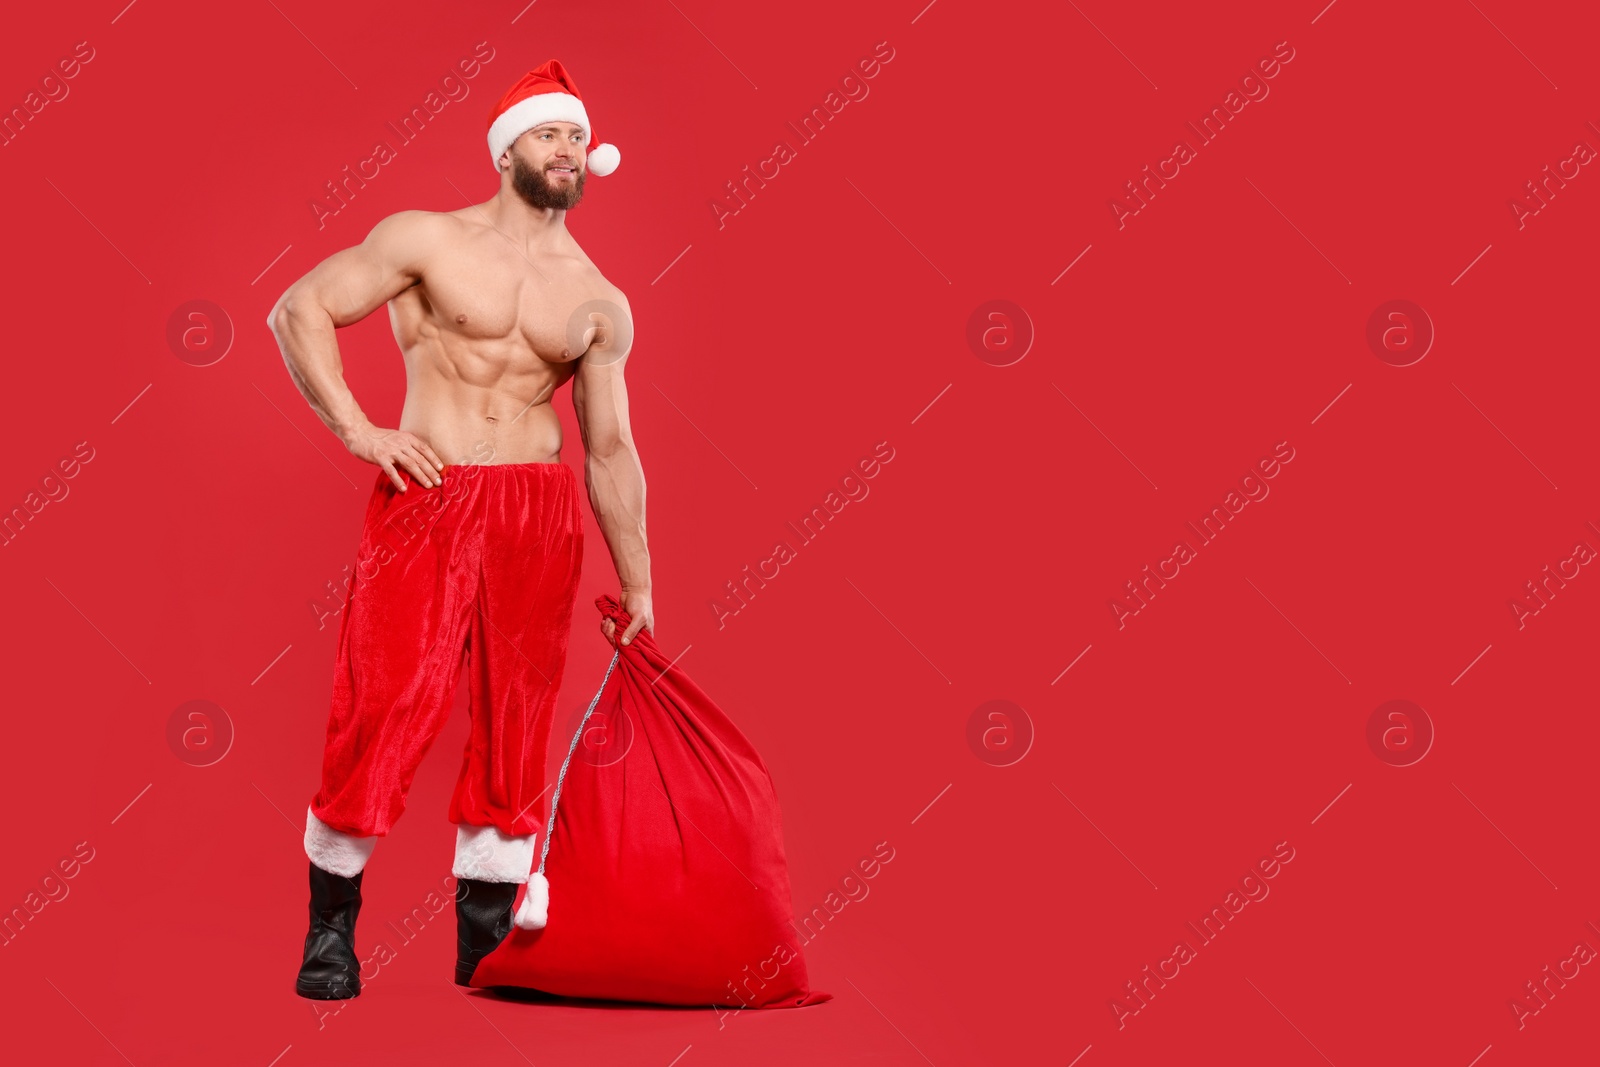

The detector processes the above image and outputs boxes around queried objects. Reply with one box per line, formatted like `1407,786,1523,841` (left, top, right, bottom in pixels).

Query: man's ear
497,135,518,172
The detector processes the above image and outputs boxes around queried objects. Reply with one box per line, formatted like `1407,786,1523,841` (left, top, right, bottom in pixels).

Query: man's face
507,122,587,210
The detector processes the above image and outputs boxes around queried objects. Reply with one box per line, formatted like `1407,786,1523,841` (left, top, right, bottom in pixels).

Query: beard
510,152,586,210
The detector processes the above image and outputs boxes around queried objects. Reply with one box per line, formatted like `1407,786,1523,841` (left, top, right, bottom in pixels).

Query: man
267,59,654,1000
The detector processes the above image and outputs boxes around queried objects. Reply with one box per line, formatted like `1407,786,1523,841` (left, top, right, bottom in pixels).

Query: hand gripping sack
469,595,832,1008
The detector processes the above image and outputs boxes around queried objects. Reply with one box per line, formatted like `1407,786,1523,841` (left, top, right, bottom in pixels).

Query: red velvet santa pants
310,461,583,841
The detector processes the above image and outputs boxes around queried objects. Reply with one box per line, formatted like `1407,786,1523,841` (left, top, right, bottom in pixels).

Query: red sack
469,594,832,1009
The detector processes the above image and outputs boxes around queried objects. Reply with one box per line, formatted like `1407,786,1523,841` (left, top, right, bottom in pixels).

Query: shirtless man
267,61,652,1000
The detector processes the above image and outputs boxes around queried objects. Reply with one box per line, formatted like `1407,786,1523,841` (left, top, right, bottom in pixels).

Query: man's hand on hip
343,422,447,491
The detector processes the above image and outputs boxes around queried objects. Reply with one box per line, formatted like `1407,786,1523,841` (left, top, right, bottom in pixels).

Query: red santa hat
486,60,620,177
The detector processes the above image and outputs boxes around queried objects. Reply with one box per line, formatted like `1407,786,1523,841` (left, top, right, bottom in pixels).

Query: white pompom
586,142,621,177
512,872,549,930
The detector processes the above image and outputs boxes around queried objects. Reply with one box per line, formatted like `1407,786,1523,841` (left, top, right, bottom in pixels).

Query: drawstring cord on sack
536,647,622,876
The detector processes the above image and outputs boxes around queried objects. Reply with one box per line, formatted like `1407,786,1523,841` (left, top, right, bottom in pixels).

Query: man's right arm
266,210,448,490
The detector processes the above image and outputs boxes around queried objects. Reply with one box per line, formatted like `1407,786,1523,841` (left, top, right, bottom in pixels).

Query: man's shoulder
600,276,629,309
584,265,628,309
366,208,464,242
559,237,627,304
356,210,470,274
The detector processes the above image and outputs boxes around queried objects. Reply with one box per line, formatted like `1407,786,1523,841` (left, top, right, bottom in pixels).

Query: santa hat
486,60,620,177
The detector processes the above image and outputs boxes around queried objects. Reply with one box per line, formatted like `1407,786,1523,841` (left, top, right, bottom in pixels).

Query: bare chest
406,244,610,365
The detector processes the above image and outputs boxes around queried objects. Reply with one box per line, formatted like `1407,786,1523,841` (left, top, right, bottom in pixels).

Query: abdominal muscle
395,339,572,467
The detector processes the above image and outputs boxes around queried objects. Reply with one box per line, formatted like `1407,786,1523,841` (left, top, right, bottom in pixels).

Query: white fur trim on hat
304,807,377,877
452,823,537,883
489,92,590,169
512,872,549,930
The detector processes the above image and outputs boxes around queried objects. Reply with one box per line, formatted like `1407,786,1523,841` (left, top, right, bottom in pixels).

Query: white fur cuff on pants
452,823,537,883
305,807,377,877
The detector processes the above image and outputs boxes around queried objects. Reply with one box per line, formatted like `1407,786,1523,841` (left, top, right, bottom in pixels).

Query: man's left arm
571,292,653,646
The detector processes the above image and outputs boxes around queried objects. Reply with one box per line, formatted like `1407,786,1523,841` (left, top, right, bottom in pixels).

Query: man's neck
485,190,570,248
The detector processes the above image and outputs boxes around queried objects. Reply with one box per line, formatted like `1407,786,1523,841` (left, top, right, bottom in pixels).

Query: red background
1,1,1596,1064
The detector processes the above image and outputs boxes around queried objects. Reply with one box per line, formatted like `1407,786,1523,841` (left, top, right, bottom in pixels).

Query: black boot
295,863,364,1000
455,878,520,986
